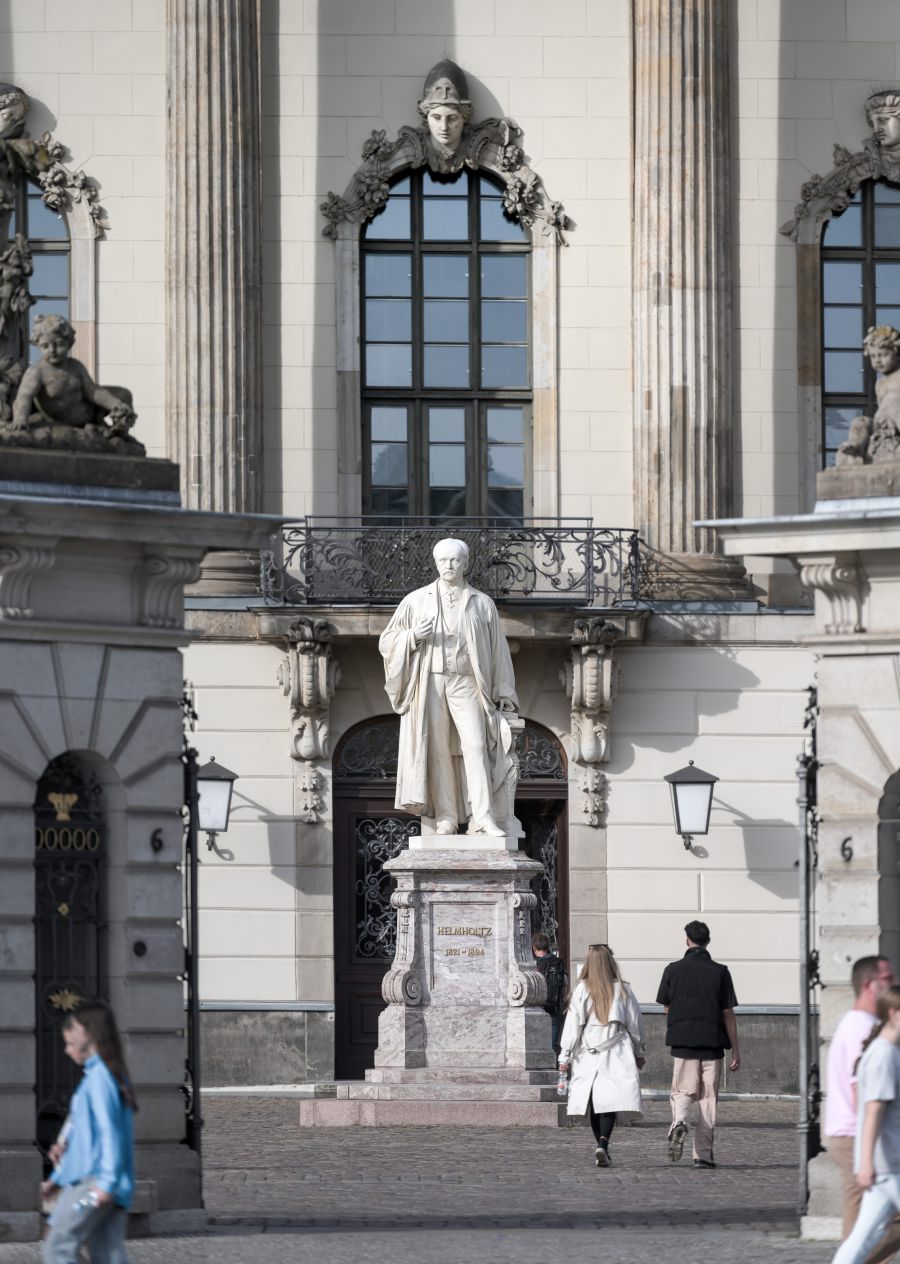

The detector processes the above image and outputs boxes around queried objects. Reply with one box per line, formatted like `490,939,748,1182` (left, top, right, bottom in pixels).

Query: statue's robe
378,581,519,818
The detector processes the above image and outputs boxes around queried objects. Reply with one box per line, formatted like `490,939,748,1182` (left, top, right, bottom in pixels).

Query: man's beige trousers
669,1056,721,1163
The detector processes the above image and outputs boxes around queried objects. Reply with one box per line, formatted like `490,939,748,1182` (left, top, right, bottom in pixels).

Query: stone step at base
298,1097,570,1127
364,1067,556,1086
348,1081,559,1101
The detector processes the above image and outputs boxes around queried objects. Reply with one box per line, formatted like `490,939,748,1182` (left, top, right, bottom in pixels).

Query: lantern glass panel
197,778,233,833
672,782,712,836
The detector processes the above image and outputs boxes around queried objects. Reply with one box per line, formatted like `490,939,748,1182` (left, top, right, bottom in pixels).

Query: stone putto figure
378,538,518,837
6,314,143,455
417,60,473,169
836,325,900,467
0,233,33,337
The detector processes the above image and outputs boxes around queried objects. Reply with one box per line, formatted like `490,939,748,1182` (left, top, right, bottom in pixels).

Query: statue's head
0,83,28,140
432,537,470,584
418,60,472,154
32,313,76,364
867,90,900,154
863,323,900,374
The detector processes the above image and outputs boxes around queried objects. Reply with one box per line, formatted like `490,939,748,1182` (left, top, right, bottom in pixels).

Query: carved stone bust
417,60,474,169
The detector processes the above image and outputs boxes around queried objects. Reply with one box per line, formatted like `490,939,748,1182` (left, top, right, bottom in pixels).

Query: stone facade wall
0,2,167,458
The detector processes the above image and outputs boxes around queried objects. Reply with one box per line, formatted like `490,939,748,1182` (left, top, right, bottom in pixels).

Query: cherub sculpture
836,325,900,466
0,233,33,338
5,313,144,454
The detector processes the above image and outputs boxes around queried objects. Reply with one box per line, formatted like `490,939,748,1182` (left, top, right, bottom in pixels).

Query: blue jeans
833,1174,900,1264
44,1181,129,1264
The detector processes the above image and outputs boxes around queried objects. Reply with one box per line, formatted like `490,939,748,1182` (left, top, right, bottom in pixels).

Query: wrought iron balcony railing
260,518,641,609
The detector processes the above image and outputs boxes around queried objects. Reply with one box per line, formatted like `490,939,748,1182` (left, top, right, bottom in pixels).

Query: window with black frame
821,180,900,465
5,178,70,364
361,169,532,522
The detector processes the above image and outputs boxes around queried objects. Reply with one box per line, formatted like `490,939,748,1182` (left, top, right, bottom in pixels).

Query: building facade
4,0,900,1117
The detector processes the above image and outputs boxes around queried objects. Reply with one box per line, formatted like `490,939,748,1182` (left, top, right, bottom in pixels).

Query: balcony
260,518,641,610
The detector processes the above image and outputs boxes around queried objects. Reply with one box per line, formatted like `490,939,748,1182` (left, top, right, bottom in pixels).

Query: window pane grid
362,169,531,517
821,180,900,466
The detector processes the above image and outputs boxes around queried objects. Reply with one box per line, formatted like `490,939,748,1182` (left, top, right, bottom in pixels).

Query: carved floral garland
321,119,569,245
780,138,898,241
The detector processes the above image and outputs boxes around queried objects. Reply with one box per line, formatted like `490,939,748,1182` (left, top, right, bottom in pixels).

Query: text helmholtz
435,925,493,937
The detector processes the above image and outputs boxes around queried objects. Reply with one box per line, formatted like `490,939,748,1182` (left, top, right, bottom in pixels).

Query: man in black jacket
532,931,567,1054
656,920,740,1169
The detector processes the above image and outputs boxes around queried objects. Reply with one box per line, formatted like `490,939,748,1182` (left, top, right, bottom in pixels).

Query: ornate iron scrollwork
262,521,641,609
355,815,421,959
34,754,105,1157
335,719,402,781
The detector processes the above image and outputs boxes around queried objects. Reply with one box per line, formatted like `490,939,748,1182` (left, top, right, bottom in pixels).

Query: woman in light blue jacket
41,1000,136,1264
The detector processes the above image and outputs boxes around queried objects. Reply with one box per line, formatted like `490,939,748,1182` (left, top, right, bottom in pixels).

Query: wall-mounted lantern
196,756,239,853
664,760,718,850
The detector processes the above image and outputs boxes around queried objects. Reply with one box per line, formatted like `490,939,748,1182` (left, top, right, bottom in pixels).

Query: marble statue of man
379,538,518,836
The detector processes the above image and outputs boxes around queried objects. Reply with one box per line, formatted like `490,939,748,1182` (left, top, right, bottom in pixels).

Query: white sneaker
594,1146,610,1168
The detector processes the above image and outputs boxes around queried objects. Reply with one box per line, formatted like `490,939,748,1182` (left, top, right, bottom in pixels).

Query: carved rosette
799,554,866,635
559,618,621,828
0,541,56,618
321,117,569,245
507,891,545,1007
381,890,423,1006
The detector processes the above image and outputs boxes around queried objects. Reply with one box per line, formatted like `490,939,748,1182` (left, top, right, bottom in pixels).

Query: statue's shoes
435,818,457,834
470,818,506,836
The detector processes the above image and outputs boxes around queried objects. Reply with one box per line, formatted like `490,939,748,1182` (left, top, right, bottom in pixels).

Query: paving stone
0,1097,840,1262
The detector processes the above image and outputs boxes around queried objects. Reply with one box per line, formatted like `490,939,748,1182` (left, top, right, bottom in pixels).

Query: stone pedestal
370,843,553,1076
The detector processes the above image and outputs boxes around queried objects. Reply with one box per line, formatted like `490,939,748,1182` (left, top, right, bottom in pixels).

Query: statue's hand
498,698,517,713
412,618,434,645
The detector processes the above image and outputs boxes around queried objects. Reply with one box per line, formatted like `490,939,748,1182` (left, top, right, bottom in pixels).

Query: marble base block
371,846,554,1075
409,830,520,852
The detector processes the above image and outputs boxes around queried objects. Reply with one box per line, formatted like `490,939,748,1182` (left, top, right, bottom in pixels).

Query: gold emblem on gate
49,989,82,1011
48,793,78,822
56,902,70,918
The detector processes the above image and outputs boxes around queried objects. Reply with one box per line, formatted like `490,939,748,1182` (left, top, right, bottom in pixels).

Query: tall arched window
360,169,532,522
821,180,900,465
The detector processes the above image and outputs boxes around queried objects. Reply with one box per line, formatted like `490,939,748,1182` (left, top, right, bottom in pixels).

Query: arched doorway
331,716,568,1078
33,753,106,1157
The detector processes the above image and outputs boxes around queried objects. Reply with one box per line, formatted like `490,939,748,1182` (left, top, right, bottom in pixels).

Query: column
632,0,747,598
166,0,263,593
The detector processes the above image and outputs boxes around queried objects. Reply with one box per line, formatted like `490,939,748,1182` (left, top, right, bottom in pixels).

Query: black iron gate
798,684,824,1212
34,754,105,1156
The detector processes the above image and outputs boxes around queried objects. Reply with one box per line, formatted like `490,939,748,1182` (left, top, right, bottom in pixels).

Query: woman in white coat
559,943,646,1168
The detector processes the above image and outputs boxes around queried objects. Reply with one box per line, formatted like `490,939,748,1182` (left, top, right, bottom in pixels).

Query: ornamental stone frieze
781,90,900,242
276,617,340,822
320,60,569,246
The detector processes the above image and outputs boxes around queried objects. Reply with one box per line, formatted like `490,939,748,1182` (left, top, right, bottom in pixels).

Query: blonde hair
578,943,621,1024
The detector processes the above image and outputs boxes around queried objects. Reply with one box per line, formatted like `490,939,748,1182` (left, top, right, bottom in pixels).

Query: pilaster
632,0,747,598
166,0,263,592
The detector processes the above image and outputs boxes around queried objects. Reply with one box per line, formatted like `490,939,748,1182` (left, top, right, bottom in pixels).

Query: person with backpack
532,930,568,1053
557,943,646,1168
40,999,136,1264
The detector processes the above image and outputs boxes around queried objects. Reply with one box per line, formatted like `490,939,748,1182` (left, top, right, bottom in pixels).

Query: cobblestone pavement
0,1097,841,1263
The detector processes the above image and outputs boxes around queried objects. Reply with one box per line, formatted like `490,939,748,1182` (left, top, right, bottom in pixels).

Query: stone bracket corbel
140,552,203,628
277,618,340,822
799,553,866,635
0,540,57,619
382,890,423,1006
560,617,628,827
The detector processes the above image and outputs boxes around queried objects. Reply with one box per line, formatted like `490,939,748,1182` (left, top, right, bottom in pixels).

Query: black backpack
542,955,567,1015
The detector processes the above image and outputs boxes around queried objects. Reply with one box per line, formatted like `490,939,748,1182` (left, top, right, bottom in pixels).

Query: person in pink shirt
826,955,900,1261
